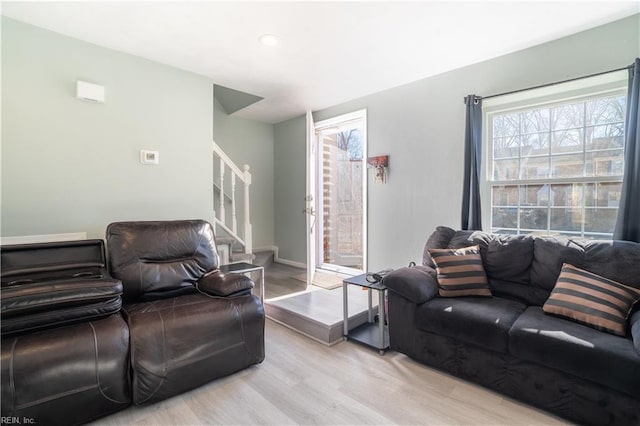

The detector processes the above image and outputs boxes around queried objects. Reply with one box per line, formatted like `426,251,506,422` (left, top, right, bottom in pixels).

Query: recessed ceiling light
259,34,279,47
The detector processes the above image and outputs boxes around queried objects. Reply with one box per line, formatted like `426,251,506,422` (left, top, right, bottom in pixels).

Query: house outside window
483,75,627,239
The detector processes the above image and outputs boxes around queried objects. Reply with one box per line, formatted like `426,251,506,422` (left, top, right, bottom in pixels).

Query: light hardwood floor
93,320,567,425
264,262,307,299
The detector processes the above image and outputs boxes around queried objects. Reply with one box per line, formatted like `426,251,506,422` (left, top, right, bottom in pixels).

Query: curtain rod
465,64,633,103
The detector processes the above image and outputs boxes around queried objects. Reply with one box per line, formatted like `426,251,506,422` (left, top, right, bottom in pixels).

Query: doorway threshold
265,286,378,346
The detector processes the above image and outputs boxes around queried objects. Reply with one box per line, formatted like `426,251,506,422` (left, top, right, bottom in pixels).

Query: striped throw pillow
428,245,492,297
543,263,640,336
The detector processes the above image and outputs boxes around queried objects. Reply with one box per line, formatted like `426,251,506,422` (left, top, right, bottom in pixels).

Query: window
486,89,626,239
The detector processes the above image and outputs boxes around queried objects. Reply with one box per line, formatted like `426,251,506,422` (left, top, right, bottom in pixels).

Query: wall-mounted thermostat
140,150,159,165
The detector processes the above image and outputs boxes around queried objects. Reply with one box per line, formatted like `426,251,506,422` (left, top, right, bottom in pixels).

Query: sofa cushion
123,293,264,404
423,226,538,304
531,237,640,296
422,226,457,267
543,264,640,336
415,296,526,352
428,245,491,297
424,228,534,284
509,306,640,398
107,220,219,302
1,239,107,285
0,314,131,425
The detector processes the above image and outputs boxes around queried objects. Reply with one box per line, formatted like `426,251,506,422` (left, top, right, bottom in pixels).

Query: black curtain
461,95,483,230
614,58,640,242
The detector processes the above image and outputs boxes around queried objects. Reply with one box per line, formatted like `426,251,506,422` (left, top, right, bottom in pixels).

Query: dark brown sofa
384,226,640,426
106,219,265,404
0,219,265,424
0,240,131,425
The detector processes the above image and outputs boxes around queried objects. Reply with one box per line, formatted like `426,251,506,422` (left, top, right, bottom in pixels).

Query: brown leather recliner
0,240,131,426
106,219,265,404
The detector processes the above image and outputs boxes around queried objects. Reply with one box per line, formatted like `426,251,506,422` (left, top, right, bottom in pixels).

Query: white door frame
305,110,317,286
312,109,368,276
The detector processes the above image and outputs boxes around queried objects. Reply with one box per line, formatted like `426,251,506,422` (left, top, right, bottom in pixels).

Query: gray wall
213,98,275,248
273,116,306,263
2,17,216,239
274,14,640,269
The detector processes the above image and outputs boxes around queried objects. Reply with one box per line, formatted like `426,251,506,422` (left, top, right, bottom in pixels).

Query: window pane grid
489,92,625,239
491,181,622,238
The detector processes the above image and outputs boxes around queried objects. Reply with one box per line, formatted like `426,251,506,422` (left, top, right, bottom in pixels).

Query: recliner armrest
631,310,640,353
197,271,254,297
1,279,122,318
0,278,123,337
382,265,439,304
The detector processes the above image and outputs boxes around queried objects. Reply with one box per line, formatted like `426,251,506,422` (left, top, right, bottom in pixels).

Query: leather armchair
0,240,131,426
106,219,265,404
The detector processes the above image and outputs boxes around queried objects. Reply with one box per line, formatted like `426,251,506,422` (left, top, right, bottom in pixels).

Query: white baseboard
0,232,87,245
273,246,306,269
275,257,306,269
253,245,277,253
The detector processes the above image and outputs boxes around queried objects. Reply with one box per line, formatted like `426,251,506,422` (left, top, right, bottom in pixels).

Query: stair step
215,236,236,246
230,252,255,263
252,250,274,268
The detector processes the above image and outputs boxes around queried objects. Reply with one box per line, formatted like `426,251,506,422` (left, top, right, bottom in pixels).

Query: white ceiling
2,1,638,123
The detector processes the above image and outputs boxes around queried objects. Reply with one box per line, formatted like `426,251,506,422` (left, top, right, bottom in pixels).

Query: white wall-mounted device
140,150,159,165
76,80,105,103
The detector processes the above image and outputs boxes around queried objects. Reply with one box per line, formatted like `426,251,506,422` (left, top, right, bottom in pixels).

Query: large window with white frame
484,83,627,239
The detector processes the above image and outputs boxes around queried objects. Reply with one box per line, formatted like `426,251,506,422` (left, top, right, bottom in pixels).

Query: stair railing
213,141,252,255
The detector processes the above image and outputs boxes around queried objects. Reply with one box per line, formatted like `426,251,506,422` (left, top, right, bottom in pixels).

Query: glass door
314,110,367,275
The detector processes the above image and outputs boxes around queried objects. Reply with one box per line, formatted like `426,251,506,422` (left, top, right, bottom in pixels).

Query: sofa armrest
0,278,123,337
631,310,640,353
197,271,254,297
1,279,122,318
382,266,439,304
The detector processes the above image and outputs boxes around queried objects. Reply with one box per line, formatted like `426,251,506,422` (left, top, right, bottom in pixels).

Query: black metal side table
342,273,389,355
